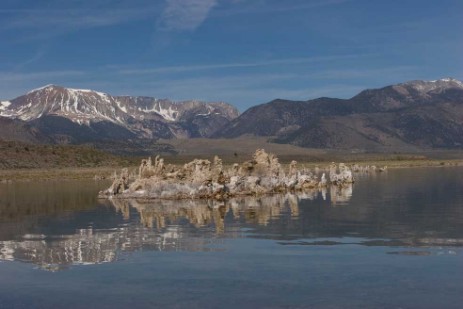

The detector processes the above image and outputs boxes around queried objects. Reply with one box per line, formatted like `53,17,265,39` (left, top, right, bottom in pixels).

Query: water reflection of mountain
1,167,463,271
0,189,340,271
0,223,225,271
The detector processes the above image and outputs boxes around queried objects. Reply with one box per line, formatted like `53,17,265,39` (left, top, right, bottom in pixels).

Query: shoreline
1,158,462,182
0,167,125,182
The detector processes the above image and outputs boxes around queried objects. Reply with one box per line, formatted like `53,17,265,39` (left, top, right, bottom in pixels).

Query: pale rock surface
99,149,354,200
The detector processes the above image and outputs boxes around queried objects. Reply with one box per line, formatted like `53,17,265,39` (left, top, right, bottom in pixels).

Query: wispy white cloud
212,0,352,17
12,48,47,71
0,64,422,109
102,64,422,110
0,0,219,41
264,0,352,12
0,70,85,98
0,1,160,42
118,53,378,75
2,8,153,31
0,70,84,82
302,66,418,80
157,0,218,31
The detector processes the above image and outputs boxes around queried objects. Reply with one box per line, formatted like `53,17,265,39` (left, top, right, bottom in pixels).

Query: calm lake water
0,167,462,308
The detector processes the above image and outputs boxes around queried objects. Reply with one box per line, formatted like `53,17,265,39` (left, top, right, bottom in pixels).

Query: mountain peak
431,77,463,84
27,84,110,97
27,84,59,94
401,78,463,92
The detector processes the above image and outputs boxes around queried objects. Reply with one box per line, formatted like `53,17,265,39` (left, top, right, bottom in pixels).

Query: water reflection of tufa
0,190,352,270
329,184,353,206
111,186,354,231
110,194,304,231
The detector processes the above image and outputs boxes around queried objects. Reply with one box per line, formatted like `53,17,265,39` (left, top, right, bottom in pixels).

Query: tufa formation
99,149,355,200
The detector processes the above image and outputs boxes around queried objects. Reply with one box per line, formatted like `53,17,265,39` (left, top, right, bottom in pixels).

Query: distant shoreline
1,158,462,182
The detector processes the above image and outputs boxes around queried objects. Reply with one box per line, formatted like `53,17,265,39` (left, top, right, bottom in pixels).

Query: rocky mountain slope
215,78,463,150
0,85,239,144
1,79,463,152
0,117,52,144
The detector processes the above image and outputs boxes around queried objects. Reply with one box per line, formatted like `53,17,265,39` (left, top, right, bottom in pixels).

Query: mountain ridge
0,84,240,143
1,78,463,151
215,78,463,150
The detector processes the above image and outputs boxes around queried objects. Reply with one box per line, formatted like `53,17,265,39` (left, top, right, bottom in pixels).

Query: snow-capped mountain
2,78,463,150
0,85,240,142
1,85,128,124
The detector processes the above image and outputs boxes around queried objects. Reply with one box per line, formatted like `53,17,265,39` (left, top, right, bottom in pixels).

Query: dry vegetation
0,140,139,181
159,136,327,164
161,137,463,166
1,137,462,182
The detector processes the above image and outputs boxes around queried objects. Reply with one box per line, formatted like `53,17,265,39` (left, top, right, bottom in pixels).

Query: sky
0,0,462,111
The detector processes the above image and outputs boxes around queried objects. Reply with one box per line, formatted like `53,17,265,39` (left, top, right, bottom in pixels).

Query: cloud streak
2,8,153,31
0,1,161,42
0,70,86,99
0,70,84,83
212,0,352,17
157,0,218,31
118,53,378,75
0,64,422,109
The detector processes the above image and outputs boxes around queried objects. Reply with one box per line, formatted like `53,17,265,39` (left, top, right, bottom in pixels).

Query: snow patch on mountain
70,88,109,97
403,78,463,93
115,100,128,113
0,101,11,111
0,101,13,117
429,78,463,86
27,84,55,94
142,102,178,121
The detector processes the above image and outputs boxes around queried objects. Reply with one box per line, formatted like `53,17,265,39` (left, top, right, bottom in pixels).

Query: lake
0,167,462,308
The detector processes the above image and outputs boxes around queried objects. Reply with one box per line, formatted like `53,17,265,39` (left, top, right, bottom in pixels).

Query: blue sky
1,0,462,110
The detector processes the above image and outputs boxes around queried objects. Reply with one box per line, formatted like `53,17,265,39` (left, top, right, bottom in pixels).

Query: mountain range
1,78,463,152
0,85,239,144
216,78,463,150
